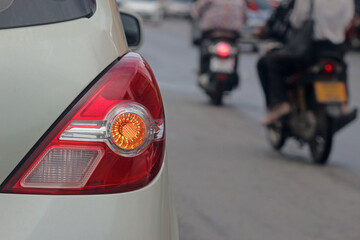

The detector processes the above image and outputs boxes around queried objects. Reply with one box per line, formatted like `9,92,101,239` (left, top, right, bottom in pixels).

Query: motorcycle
197,31,240,105
267,51,357,164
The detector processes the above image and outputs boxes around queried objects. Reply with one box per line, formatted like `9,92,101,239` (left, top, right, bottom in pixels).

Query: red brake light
217,43,230,58
324,63,334,73
0,53,165,195
248,1,259,11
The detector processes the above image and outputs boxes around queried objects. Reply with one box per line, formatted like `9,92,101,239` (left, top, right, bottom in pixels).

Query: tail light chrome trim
60,102,165,157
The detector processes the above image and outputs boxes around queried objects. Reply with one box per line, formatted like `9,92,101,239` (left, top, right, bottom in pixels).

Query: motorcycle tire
309,117,333,165
210,92,223,106
267,120,286,151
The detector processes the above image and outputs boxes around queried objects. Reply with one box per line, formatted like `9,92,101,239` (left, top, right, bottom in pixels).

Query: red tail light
247,1,259,11
217,43,230,58
324,63,334,73
0,53,165,195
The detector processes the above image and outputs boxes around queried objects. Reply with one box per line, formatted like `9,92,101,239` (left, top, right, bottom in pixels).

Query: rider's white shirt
290,0,354,44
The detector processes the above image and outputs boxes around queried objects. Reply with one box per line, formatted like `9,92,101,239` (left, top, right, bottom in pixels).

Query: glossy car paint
0,161,178,240
0,1,126,183
0,1,178,239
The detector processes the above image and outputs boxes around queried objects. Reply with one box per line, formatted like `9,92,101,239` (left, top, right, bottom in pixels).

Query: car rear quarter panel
0,0,127,183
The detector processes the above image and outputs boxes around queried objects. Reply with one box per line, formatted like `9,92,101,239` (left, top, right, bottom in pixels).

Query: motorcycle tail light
324,63,334,73
217,43,231,58
0,53,165,195
216,74,228,80
247,1,259,11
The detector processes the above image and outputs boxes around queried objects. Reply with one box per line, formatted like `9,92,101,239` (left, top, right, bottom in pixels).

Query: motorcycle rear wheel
267,120,286,151
309,118,333,165
210,91,223,105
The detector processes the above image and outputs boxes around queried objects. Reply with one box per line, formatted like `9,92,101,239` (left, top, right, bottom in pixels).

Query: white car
117,0,164,25
0,1,178,240
164,0,192,18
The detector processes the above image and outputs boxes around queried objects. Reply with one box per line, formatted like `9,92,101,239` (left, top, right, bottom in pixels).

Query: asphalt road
139,19,360,240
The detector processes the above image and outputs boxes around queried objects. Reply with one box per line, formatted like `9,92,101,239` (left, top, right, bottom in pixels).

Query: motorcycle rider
257,0,355,124
191,0,247,77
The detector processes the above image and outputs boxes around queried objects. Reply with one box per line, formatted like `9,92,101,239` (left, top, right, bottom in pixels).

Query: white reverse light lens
20,147,104,189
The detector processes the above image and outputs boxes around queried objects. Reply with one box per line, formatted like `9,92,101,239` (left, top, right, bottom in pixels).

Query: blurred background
118,0,360,239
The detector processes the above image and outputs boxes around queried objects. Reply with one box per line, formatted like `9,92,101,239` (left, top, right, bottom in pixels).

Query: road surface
140,19,360,240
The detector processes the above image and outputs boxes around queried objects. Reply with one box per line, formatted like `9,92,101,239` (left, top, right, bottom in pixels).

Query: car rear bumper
0,160,178,240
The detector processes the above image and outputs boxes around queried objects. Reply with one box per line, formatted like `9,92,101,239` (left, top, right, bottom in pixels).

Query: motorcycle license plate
314,82,347,103
210,57,234,73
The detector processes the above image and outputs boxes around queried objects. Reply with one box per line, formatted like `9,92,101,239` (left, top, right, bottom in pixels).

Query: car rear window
0,0,96,29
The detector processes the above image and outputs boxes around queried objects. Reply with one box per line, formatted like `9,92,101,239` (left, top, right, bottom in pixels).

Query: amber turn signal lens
111,112,147,150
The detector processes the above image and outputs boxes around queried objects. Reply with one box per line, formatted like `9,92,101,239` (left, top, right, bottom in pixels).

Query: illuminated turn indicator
111,112,146,150
60,102,164,157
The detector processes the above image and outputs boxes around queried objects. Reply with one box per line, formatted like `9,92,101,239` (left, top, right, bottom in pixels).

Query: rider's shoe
261,102,291,125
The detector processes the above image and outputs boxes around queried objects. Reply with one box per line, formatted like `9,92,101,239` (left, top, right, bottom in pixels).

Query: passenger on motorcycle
191,0,247,74
257,0,355,125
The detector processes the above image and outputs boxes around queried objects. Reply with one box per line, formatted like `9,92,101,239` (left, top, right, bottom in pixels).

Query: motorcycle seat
202,29,240,42
315,50,344,63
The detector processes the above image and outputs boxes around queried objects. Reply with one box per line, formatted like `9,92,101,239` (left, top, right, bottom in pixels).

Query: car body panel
0,0,127,183
0,161,179,240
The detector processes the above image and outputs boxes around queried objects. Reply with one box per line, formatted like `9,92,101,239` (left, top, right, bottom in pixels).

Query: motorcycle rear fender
331,108,358,133
209,72,239,92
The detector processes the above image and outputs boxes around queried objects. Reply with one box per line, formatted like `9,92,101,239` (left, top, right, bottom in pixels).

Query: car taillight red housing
0,53,165,195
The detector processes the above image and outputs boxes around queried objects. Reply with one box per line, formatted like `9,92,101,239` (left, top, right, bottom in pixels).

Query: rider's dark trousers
257,51,302,107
